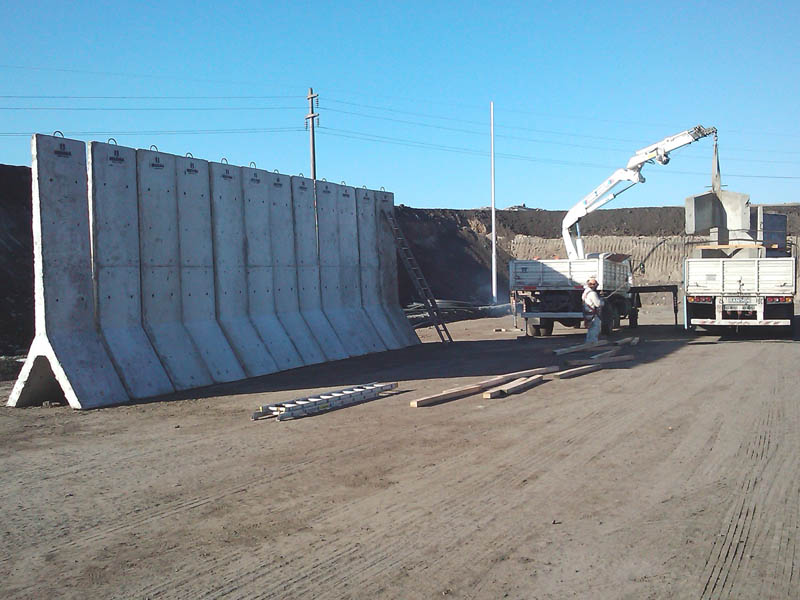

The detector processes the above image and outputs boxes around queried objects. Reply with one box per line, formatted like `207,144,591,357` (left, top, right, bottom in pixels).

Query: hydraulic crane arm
562,124,717,260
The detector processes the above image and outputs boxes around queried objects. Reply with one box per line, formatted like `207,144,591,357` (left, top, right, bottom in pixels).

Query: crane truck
510,125,717,336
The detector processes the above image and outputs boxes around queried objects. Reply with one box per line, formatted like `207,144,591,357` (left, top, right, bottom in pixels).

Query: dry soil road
1,306,798,599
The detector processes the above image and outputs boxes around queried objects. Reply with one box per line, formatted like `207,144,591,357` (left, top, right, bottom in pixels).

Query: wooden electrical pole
305,87,319,180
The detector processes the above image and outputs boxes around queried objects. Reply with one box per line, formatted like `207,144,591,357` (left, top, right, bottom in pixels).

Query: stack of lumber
410,366,558,407
410,336,642,408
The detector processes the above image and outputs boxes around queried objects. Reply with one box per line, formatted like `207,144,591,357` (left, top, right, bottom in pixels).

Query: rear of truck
510,254,635,336
684,257,796,329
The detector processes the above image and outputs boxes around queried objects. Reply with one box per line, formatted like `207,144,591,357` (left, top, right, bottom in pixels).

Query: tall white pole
490,101,497,303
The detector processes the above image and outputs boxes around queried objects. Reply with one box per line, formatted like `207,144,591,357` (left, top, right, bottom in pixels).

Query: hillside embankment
1,163,798,354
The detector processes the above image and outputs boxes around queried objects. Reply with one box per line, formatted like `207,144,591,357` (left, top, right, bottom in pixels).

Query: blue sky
1,1,798,211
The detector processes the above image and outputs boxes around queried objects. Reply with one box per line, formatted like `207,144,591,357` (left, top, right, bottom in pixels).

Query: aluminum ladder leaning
383,211,453,343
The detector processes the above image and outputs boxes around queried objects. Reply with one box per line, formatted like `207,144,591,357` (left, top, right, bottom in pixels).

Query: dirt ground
2,306,799,599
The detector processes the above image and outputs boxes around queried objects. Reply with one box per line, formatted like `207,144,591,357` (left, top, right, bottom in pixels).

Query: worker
582,277,604,343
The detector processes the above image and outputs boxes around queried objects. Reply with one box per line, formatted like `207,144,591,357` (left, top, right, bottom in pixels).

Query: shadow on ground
127,320,696,406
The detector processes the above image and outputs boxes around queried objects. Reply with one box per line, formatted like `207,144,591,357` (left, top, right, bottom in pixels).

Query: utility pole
490,101,497,304
305,87,319,180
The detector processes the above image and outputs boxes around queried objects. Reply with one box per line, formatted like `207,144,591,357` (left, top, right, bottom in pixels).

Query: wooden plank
566,354,635,366
552,364,603,379
410,365,559,408
483,374,545,399
553,340,608,356
591,346,621,359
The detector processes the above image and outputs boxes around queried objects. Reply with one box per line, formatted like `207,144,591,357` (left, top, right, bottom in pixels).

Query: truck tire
540,318,554,337
526,321,541,337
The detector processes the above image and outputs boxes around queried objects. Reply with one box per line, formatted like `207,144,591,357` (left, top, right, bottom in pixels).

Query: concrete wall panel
137,149,213,390
176,156,246,383
209,162,277,376
376,191,419,346
269,174,326,365
88,142,173,399
337,185,386,352
355,188,403,349
291,177,348,361
316,181,371,355
241,167,303,370
9,135,129,408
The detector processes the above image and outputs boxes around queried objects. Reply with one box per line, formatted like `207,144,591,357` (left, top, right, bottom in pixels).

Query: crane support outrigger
562,124,717,260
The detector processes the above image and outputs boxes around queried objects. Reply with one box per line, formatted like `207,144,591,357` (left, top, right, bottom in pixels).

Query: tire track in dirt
699,350,800,599
172,351,752,599
134,374,649,599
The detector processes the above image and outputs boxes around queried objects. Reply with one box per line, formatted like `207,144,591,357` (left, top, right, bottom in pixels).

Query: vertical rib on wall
89,142,174,399
176,156,246,383
291,177,349,361
137,149,213,390
242,166,304,371
209,162,277,377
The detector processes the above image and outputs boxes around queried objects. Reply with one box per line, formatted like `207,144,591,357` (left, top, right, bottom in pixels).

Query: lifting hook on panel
53,130,64,137
380,186,386,191
185,152,193,158
341,180,346,185
273,169,279,173
107,138,117,145
150,145,158,152
249,161,256,168
221,157,228,164
299,172,304,177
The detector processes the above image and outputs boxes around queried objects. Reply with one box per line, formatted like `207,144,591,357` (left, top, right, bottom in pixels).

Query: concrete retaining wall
8,135,418,409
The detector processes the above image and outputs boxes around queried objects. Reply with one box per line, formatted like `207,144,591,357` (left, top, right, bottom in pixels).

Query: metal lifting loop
185,152,193,158
321,178,327,182
221,157,228,164
299,172,304,177
249,161,256,168
150,144,158,152
380,186,385,191
107,138,118,145
53,130,64,137
341,180,346,185
273,169,279,173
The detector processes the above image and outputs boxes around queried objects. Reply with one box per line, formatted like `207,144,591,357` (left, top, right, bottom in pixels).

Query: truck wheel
526,321,541,337
541,318,554,337
629,307,639,329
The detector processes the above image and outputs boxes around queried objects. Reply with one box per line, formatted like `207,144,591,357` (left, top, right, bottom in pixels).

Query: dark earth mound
0,165,33,354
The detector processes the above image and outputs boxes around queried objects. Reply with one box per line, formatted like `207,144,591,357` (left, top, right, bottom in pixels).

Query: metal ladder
384,211,453,343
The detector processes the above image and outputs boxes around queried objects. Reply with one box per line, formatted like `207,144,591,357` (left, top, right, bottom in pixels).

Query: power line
0,63,290,87
0,94,303,100
0,127,305,137
317,126,800,180
0,106,303,111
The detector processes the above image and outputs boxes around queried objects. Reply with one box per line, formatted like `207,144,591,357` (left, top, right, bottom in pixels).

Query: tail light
687,296,713,303
766,296,793,304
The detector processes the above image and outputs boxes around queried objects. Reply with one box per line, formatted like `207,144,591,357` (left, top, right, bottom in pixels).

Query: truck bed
509,255,631,293
684,257,795,295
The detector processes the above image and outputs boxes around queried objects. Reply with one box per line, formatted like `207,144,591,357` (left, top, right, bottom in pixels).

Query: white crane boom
561,124,717,260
